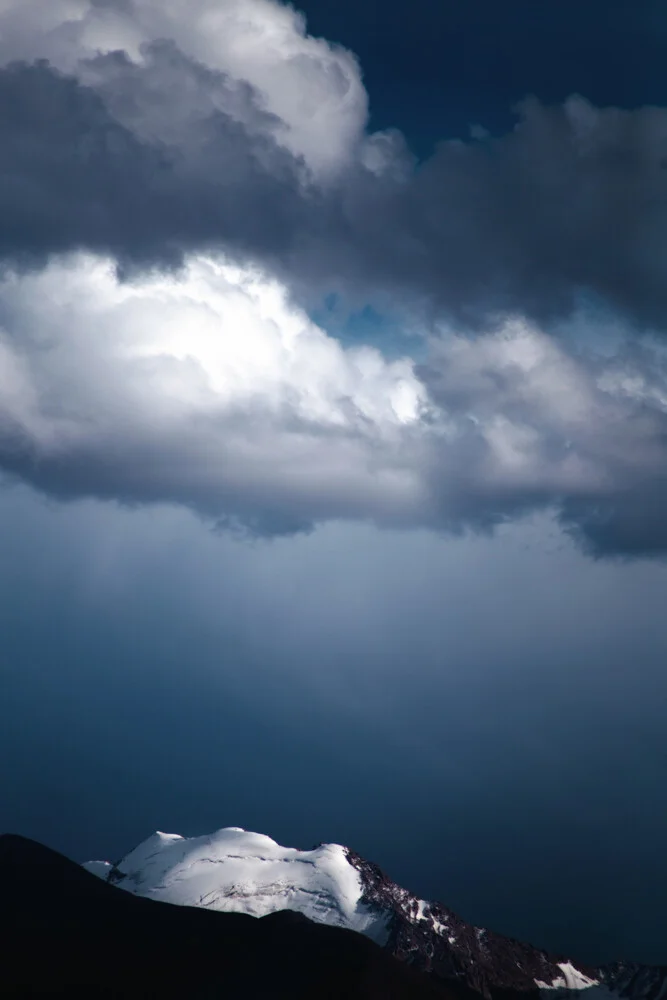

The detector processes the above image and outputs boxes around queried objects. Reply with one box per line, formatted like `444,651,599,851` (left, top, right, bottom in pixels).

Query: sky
1,0,667,968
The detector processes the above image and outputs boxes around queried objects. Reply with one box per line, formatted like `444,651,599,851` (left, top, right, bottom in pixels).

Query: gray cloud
419,331,667,557
344,96,667,331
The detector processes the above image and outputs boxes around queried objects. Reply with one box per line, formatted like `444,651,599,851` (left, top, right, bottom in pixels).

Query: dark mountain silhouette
0,832,454,998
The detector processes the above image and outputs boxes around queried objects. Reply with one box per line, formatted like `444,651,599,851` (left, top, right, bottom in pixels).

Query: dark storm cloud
324,95,667,332
0,50,309,270
3,49,667,333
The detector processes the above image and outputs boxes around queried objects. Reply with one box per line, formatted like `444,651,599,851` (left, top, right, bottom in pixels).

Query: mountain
0,832,454,998
83,826,667,1000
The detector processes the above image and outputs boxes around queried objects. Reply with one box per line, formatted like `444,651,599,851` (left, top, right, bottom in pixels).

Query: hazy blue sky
1,0,667,969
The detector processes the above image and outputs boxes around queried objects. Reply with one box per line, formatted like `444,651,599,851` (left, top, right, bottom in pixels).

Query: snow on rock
87,826,388,941
537,963,600,991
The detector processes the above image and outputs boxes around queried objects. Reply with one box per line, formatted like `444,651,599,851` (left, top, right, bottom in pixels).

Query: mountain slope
83,826,667,1000
0,832,453,998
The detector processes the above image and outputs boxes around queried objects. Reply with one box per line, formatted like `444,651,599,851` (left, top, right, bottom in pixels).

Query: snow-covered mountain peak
85,826,389,942
84,825,667,1000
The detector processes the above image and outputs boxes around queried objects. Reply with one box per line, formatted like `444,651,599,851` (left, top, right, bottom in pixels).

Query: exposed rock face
345,848,598,998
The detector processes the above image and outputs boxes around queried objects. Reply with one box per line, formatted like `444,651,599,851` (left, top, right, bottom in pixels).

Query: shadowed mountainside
0,832,454,998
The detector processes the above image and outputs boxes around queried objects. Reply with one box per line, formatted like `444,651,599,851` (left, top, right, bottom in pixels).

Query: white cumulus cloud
3,252,667,554
0,252,431,532
0,0,367,176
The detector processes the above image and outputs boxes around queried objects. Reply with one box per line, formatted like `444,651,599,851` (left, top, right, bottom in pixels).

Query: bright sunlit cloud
2,251,667,552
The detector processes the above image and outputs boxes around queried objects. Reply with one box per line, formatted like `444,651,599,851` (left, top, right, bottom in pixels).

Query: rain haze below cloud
2,484,667,965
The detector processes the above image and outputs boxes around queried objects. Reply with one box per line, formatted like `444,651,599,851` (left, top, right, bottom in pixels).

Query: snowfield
84,826,390,943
